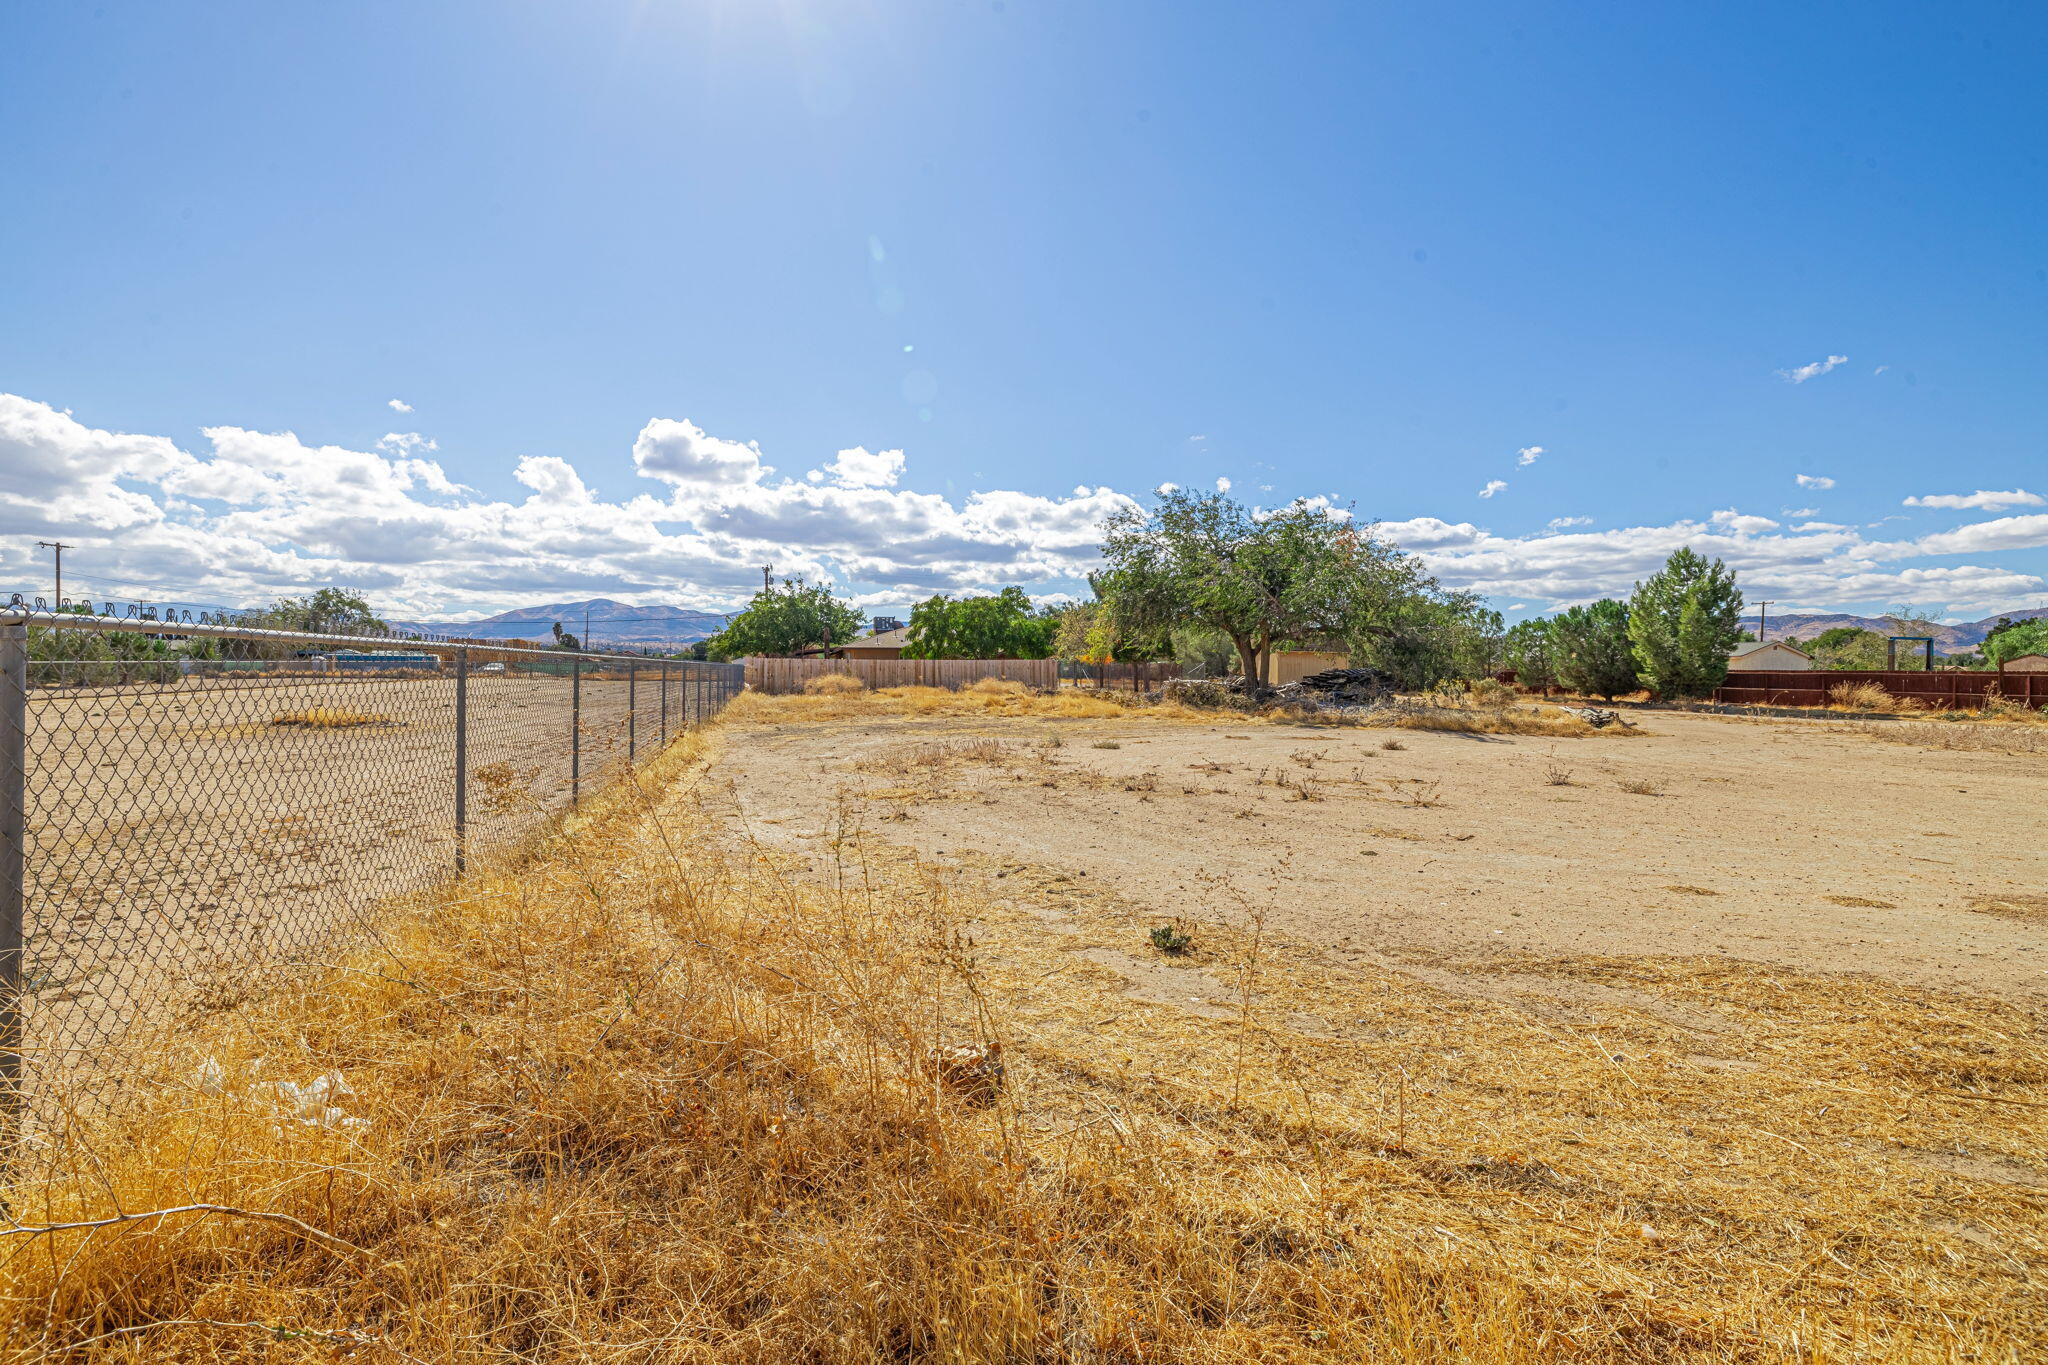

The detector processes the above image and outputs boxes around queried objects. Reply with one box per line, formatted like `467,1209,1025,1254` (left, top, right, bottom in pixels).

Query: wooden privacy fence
1712,669,2048,710
744,655,1059,694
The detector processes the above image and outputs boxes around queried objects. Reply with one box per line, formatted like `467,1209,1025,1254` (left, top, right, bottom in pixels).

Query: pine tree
1625,549,1744,699
1550,599,1638,699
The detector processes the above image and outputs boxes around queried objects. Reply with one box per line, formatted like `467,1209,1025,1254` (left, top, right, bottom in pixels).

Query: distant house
1727,641,1815,671
797,625,913,660
1998,652,2048,672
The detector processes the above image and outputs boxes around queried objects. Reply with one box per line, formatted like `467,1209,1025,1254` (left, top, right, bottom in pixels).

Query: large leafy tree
1625,548,1744,699
1808,626,1888,670
252,588,386,635
704,577,863,660
1099,489,1433,685
1984,617,2048,667
1352,590,1502,691
902,587,1056,658
1549,599,1639,699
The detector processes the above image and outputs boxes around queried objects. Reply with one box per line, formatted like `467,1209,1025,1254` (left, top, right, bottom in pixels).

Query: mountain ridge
1754,607,2048,651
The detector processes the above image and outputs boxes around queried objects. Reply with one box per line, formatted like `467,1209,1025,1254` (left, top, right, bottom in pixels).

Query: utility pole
1756,600,1774,641
583,602,592,653
36,542,71,610
761,565,772,593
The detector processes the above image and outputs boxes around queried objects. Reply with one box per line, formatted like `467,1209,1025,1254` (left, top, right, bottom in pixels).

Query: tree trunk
1230,634,1260,683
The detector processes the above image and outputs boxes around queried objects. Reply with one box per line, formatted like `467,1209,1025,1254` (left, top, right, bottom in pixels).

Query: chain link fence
0,608,743,1108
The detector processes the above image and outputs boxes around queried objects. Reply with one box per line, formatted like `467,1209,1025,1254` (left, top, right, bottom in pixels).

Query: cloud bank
2,393,2042,621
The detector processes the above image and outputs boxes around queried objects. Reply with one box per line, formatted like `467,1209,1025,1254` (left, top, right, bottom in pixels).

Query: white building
1726,641,1815,671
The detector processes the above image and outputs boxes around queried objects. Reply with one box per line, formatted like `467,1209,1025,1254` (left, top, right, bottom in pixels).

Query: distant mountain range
1754,607,2048,651
384,599,730,647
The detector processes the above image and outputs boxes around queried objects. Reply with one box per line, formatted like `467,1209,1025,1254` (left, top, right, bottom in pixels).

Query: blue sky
3,1,2044,623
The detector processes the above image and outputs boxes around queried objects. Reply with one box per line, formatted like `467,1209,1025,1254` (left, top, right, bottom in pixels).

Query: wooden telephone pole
36,541,72,609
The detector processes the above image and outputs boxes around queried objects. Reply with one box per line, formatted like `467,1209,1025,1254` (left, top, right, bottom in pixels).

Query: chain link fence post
571,655,582,805
628,660,638,763
453,647,468,876
660,659,669,745
1,622,26,1120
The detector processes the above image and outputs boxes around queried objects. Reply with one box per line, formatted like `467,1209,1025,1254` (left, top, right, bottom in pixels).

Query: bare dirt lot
23,670,708,1068
718,708,2047,1001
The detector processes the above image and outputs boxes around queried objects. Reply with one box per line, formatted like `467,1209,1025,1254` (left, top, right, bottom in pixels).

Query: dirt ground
716,708,2047,1002
22,670,714,1069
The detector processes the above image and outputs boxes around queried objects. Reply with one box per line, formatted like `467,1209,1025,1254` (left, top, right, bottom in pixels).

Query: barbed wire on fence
0,608,744,1114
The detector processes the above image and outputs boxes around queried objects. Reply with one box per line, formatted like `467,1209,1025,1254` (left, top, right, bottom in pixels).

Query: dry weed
13,724,2042,1363
267,707,392,729
801,670,868,695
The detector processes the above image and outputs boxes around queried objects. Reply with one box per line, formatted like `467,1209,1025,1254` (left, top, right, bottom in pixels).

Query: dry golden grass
1850,719,2048,755
266,707,392,729
1827,682,1894,712
723,683,1639,740
801,671,869,695
7,727,2042,1362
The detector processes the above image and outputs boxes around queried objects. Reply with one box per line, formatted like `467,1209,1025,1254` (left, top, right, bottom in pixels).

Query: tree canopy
249,588,385,636
1549,599,1639,699
1500,619,1558,692
1984,617,2048,667
901,588,1056,659
1098,490,1440,684
703,578,863,661
1625,548,1743,699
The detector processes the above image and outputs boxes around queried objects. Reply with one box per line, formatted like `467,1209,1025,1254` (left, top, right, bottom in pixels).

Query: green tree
1625,548,1744,699
28,603,182,685
902,587,1056,658
1809,627,1888,670
1549,599,1639,699
550,622,582,651
703,577,863,660
1984,617,2048,667
251,587,386,635
1349,591,1502,690
1099,489,1433,685
1501,618,1558,692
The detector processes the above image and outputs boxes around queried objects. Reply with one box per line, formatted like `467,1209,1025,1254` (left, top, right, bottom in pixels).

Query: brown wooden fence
1712,669,2048,710
743,655,1060,694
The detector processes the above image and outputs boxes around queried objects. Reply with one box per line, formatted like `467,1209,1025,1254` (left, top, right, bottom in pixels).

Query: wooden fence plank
1711,669,2046,709
741,656,1060,694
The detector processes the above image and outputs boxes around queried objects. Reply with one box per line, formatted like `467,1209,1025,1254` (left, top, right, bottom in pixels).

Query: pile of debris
1160,666,1399,713
1279,666,1399,708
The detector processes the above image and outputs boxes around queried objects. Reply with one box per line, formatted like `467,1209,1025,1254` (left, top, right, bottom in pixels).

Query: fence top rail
1,606,739,669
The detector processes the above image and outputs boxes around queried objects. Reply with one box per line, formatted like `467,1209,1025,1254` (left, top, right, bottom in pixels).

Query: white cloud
1903,489,2045,512
1516,445,1544,467
387,398,413,413
1796,474,1836,490
632,417,767,491
1710,509,1781,535
1215,476,1232,492
1777,354,1848,384
1156,482,1179,495
1782,507,1817,518
376,432,438,458
1873,365,1889,376
6,392,2044,624
822,446,905,488
1478,480,1507,499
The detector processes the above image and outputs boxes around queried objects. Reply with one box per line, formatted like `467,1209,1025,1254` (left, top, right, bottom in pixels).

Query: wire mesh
0,610,742,1107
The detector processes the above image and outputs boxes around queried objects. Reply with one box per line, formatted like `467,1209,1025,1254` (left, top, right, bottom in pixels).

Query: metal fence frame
0,608,745,1108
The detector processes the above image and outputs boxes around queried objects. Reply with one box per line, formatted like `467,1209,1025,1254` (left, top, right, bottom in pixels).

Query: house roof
1730,640,1813,659
793,625,913,657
